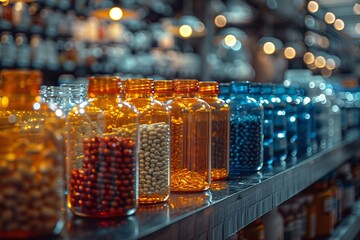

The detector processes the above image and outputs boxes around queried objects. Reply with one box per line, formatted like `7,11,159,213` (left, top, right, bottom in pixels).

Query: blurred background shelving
0,0,359,86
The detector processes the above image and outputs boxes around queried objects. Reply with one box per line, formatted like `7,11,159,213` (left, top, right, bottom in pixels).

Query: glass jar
46,86,76,116
153,80,174,103
125,78,170,203
287,86,312,159
241,219,265,240
251,83,274,166
198,81,229,180
170,79,211,192
67,76,139,217
228,81,263,175
0,70,64,238
274,85,298,161
262,84,287,164
59,83,87,104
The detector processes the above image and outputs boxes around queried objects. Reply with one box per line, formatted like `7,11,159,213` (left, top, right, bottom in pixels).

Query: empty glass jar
228,81,264,175
67,75,139,217
0,70,64,238
125,78,171,203
198,81,229,180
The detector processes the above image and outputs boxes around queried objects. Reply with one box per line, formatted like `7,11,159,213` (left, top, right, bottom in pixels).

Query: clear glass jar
60,83,87,104
153,80,174,103
274,85,298,161
67,75,139,217
287,86,312,159
198,81,229,180
170,79,211,192
251,83,274,166
228,81,264,175
0,70,64,238
125,78,170,203
46,86,76,116
262,84,287,164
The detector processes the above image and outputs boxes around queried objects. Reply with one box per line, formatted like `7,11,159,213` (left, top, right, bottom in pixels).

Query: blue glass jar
287,86,312,159
275,85,298,161
228,81,263,175
262,84,287,164
219,82,231,102
251,83,274,166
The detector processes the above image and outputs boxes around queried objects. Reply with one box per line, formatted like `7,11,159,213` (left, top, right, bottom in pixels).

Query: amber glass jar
67,75,139,217
198,81,229,180
125,78,170,204
313,180,335,238
241,219,265,240
169,79,211,192
0,70,64,238
153,80,174,103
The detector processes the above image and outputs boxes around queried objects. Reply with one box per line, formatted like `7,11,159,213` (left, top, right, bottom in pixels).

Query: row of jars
0,70,232,238
0,69,354,238
219,81,317,174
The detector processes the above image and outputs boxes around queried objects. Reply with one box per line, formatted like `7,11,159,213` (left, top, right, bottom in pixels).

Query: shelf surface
61,138,360,240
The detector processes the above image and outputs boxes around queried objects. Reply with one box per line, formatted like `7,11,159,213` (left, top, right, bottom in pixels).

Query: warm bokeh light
354,3,360,14
321,67,332,77
224,34,237,47
263,42,276,54
315,56,326,68
307,1,319,13
179,25,193,38
109,7,123,21
334,19,345,30
303,52,315,64
355,23,360,34
194,22,205,32
307,62,317,70
326,58,336,70
324,12,336,24
284,47,296,59
214,15,227,28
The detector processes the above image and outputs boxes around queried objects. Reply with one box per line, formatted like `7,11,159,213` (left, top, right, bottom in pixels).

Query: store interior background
1,0,360,86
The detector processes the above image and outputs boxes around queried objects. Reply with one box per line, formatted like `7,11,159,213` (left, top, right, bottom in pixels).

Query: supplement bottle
170,79,211,192
67,76,139,216
0,70,64,238
228,81,264,175
198,81,230,180
125,78,171,203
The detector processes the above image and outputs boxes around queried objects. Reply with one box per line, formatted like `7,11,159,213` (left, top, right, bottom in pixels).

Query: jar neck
198,81,219,99
125,78,153,98
60,83,87,103
153,80,174,99
174,79,198,97
88,76,120,99
230,81,250,95
1,70,42,108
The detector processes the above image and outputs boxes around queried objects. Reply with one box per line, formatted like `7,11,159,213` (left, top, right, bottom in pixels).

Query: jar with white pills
125,78,171,204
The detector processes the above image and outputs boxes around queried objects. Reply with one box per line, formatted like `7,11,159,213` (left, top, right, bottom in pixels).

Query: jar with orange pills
198,81,230,180
67,75,140,217
153,80,174,103
0,70,65,238
169,79,212,192
125,78,171,204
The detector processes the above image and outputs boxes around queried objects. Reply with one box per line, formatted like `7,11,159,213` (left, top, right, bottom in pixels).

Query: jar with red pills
67,75,140,217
